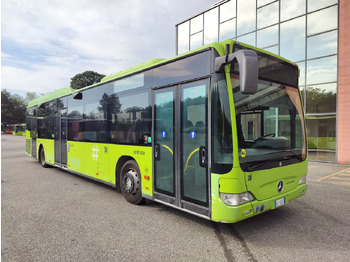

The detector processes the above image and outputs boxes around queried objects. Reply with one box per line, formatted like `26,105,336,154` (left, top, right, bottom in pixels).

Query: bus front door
154,79,209,216
54,109,67,166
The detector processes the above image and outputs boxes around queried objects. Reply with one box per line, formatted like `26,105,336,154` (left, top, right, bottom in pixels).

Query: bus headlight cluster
298,175,307,185
220,192,255,206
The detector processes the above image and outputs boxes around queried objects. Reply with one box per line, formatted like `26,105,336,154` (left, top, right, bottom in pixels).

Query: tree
24,92,39,104
70,71,106,90
1,89,27,124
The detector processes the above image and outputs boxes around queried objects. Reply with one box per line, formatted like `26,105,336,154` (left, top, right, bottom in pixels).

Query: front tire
120,160,145,205
39,147,49,168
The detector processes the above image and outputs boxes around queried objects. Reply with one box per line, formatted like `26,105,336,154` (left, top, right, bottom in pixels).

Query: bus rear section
211,43,308,223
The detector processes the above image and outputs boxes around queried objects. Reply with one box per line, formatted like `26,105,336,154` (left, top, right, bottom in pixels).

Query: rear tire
120,160,145,205
39,147,49,168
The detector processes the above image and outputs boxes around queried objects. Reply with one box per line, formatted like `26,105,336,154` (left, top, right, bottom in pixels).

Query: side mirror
215,49,258,94
73,92,83,100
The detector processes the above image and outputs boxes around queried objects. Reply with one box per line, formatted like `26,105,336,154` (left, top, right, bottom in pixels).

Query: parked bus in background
13,124,26,136
26,40,307,223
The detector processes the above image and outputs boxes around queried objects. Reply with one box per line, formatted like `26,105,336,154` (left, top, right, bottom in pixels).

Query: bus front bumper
212,183,308,223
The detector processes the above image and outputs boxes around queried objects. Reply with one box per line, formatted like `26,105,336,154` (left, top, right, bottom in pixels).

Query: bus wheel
120,160,145,205
39,147,49,168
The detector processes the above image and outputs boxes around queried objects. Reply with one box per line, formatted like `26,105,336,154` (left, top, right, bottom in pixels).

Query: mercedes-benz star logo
277,180,284,193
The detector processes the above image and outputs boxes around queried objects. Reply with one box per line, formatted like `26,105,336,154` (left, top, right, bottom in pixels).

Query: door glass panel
61,109,67,165
54,114,60,163
181,81,208,205
31,118,37,157
155,91,174,195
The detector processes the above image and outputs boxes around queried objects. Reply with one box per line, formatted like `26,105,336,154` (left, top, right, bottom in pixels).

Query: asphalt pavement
2,135,350,261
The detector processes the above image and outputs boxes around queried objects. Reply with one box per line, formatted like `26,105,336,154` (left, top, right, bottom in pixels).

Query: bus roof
27,86,74,108
27,41,296,108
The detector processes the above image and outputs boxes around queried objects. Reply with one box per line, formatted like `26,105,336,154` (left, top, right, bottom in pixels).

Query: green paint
28,87,73,108
37,139,55,164
66,141,153,196
211,162,308,223
26,40,307,223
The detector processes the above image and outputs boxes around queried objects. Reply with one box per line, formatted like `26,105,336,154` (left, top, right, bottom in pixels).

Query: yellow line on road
324,181,350,187
317,167,350,182
325,176,350,181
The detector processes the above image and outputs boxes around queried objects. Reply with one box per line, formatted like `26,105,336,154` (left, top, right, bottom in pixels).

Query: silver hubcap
123,169,140,195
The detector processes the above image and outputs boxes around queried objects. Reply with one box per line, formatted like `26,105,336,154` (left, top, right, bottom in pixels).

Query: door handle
199,146,207,167
155,143,160,161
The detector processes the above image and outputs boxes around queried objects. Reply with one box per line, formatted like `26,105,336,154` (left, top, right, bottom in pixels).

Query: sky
1,0,217,96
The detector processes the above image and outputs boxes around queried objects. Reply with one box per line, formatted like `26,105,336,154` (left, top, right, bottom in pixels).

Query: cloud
2,0,217,95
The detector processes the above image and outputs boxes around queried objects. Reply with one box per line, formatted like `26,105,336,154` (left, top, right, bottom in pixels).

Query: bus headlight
298,175,307,185
220,192,255,206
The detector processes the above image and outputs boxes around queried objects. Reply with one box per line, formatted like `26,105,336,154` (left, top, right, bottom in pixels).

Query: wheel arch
38,143,44,160
115,155,137,191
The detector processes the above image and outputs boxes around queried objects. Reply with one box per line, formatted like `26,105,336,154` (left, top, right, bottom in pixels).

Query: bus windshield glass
231,71,306,171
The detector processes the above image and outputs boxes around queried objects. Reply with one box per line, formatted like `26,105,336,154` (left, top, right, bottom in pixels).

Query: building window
307,0,337,12
280,0,306,21
237,0,256,36
257,25,278,49
307,6,338,36
220,0,236,22
219,18,236,41
280,16,306,62
257,0,275,8
175,0,339,162
257,1,279,29
306,83,337,114
190,32,203,50
191,15,203,34
177,21,190,54
237,32,256,47
307,30,338,59
204,8,219,44
306,56,337,85
306,116,336,162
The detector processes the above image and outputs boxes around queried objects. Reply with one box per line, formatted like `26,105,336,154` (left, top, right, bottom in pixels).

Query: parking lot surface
2,135,350,261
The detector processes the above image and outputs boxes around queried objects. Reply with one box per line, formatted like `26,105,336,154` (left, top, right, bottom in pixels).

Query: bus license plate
275,197,286,208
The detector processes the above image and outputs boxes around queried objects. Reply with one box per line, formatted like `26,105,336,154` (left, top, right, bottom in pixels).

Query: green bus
26,40,307,223
13,124,26,136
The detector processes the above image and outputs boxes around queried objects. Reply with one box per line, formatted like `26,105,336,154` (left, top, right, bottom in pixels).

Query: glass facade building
176,0,350,163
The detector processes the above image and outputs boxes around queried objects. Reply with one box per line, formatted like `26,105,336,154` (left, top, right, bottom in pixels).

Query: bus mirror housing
215,49,258,94
74,92,83,100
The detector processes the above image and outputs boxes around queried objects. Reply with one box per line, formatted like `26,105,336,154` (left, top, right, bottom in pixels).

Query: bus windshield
232,75,306,171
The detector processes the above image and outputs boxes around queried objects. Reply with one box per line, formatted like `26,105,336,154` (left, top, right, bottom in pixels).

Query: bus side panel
67,141,86,174
108,145,153,197
26,130,32,157
83,142,109,183
37,138,55,165
67,141,111,183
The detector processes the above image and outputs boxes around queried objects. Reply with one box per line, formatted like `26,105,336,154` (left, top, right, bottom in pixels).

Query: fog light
220,192,255,206
243,210,252,215
298,175,307,185
260,204,265,212
254,205,260,214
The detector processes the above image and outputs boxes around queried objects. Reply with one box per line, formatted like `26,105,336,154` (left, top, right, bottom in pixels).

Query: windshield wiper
246,158,283,172
286,149,303,161
246,150,303,172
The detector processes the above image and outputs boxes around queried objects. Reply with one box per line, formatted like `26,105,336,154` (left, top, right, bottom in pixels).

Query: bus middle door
54,109,67,166
153,79,209,216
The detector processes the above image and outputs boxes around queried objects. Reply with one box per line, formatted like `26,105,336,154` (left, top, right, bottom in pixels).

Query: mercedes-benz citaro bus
26,40,307,223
